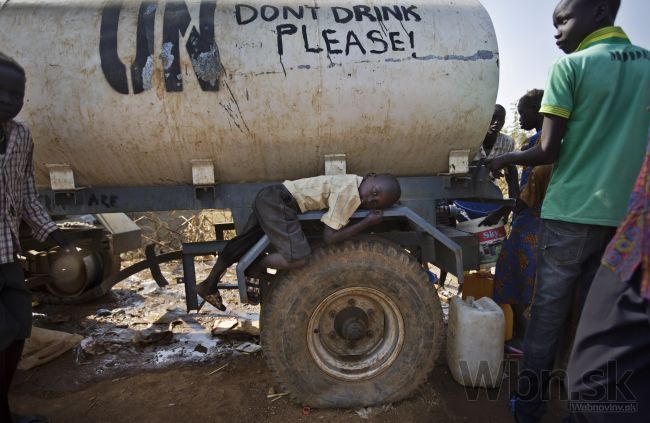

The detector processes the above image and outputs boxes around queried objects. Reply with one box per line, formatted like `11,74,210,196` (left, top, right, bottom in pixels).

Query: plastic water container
461,271,514,341
453,201,503,220
456,218,506,268
447,296,505,388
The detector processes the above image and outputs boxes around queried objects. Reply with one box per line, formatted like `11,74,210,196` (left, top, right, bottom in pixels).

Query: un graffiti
99,0,222,94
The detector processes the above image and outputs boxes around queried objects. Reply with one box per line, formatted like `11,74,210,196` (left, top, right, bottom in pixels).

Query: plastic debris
355,404,394,419
141,280,161,295
19,327,83,370
235,342,262,354
211,317,239,336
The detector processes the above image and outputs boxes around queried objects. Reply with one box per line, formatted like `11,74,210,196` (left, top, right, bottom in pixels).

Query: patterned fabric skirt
493,208,540,304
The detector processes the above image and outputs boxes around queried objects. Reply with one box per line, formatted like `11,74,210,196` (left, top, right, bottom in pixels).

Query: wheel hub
307,287,405,381
334,307,368,341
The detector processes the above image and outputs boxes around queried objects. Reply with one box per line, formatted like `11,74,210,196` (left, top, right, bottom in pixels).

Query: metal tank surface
2,1,506,407
0,0,498,188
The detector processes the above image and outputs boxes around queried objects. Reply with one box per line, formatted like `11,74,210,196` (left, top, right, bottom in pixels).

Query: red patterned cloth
602,133,650,299
0,120,57,264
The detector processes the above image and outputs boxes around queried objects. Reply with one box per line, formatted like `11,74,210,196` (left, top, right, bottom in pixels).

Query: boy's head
487,105,506,135
359,173,401,209
0,52,26,123
517,89,544,131
553,0,620,54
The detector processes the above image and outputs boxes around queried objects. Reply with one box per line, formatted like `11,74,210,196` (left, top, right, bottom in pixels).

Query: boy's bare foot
196,260,227,311
196,282,226,311
198,292,226,312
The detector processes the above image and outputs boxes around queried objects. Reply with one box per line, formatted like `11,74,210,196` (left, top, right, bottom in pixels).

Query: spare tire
261,238,443,408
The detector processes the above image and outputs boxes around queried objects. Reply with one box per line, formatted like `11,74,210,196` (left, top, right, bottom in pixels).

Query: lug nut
348,298,356,306
366,330,374,338
328,310,336,318
329,331,336,339
367,309,375,316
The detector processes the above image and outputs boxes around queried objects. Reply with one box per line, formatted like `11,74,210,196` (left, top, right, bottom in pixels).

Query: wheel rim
307,287,405,381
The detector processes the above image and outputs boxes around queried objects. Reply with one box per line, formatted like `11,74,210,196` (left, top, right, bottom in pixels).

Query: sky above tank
481,0,650,121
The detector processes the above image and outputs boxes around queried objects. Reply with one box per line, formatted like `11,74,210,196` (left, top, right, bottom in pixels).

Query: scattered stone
194,344,208,354
96,309,111,317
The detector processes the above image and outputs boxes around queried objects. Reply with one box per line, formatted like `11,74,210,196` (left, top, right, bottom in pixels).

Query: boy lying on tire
196,173,401,310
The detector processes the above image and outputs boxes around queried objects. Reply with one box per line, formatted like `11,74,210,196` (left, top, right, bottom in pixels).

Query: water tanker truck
0,0,504,407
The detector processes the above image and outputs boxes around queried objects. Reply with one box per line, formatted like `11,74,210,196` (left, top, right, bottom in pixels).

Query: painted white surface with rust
0,0,498,187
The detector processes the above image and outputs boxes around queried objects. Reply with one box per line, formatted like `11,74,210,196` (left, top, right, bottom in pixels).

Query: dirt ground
10,260,567,423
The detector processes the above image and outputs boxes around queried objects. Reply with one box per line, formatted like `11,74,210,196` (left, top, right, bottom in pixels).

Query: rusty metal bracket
145,244,170,288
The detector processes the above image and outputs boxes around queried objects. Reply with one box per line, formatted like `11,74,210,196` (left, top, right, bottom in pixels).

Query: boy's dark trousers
1,261,32,421
566,267,649,423
514,219,615,423
218,185,309,267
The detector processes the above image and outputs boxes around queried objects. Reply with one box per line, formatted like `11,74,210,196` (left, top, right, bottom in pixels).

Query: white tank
447,296,505,388
0,0,498,187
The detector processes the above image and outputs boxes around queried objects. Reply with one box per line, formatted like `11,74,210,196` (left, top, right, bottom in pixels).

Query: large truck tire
261,238,443,408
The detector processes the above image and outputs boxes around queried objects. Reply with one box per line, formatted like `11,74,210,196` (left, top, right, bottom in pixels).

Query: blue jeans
514,219,615,423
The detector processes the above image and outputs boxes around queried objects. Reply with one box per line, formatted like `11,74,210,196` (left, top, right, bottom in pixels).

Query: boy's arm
323,210,383,245
488,115,567,171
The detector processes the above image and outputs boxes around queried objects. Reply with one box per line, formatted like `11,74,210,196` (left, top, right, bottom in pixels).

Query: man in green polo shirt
488,0,650,422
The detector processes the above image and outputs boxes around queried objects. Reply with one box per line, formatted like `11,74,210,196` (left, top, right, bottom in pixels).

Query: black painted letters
100,0,222,94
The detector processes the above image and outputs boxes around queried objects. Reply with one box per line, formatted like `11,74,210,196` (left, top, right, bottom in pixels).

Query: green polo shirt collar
575,26,630,52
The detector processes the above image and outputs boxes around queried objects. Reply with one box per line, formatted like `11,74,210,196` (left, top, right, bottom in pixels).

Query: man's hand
479,206,510,227
49,229,72,249
49,229,81,258
323,210,384,245
364,210,383,226
486,153,511,173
